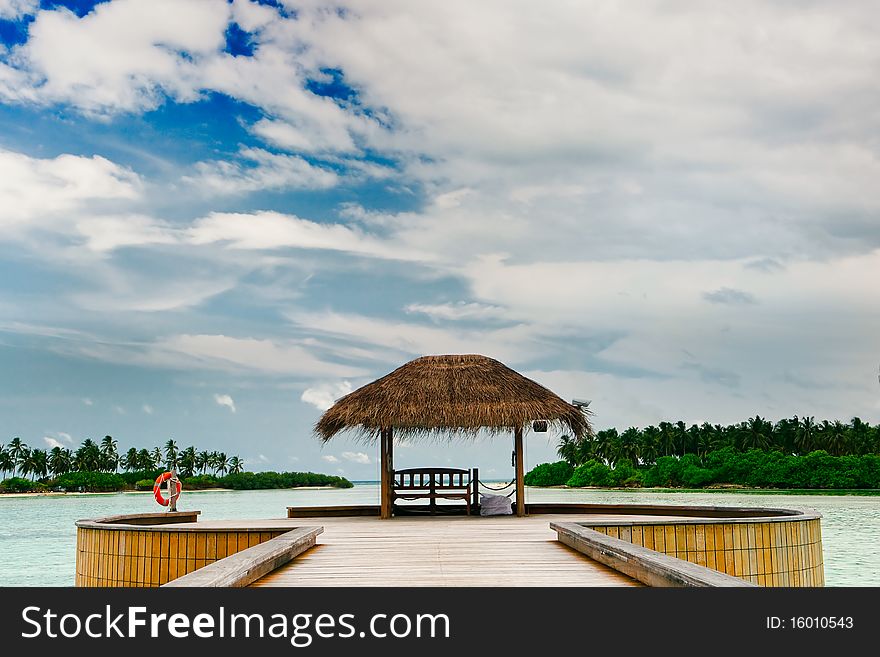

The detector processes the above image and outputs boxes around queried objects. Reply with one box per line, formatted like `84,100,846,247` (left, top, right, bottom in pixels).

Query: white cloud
114,405,126,415
214,393,236,413
0,0,37,20
186,210,433,262
42,431,73,449
142,404,154,414
82,398,93,406
288,309,546,365
341,451,370,464
321,454,339,463
75,215,178,252
301,380,353,411
404,302,506,322
0,149,140,232
185,148,338,194
3,0,230,114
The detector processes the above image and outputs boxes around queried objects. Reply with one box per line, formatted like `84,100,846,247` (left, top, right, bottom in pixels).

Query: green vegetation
523,461,573,486
0,477,46,493
525,415,880,491
0,436,352,493
556,416,880,467
220,471,353,490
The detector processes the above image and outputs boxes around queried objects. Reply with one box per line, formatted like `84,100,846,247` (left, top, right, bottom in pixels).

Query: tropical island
0,435,352,493
525,415,880,490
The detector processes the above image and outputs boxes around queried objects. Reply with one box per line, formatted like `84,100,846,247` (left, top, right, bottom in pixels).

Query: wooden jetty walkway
251,514,642,587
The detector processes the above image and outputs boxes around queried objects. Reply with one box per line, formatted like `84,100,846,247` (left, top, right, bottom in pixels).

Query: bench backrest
394,468,472,490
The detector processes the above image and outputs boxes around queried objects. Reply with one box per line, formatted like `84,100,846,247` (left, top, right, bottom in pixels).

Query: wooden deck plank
251,514,642,587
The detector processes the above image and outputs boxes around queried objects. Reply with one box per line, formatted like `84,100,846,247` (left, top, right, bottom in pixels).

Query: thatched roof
315,354,592,442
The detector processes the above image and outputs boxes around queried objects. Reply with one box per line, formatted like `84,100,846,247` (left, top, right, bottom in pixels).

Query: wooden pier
251,514,642,587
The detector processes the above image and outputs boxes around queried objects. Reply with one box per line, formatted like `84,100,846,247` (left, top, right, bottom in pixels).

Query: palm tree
658,422,676,457
741,416,772,451
21,449,48,481
796,416,816,454
178,446,197,478
593,429,617,466
150,447,163,470
48,447,72,477
7,437,28,478
196,450,212,474
614,427,641,465
556,434,580,466
74,439,101,471
164,439,179,470
100,435,118,472
227,456,244,474
639,426,660,465
213,452,230,476
121,448,139,472
0,447,12,479
822,420,849,456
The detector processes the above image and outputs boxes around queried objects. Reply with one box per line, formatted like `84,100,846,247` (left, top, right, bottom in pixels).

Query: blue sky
1,0,879,481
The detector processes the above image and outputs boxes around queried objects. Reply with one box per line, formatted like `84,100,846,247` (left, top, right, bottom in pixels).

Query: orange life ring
153,471,181,506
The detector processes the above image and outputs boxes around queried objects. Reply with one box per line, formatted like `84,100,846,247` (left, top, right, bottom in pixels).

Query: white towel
479,493,513,516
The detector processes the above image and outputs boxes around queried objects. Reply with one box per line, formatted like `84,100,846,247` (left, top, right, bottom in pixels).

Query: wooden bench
392,467,477,515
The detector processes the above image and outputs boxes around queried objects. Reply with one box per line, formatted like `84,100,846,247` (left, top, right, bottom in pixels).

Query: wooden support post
379,428,391,519
386,427,394,516
514,426,525,516
472,467,479,510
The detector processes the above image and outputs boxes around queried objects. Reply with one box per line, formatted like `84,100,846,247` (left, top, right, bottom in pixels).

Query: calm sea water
0,484,877,586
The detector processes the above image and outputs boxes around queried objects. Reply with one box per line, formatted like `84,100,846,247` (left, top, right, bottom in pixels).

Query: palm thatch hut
315,354,592,517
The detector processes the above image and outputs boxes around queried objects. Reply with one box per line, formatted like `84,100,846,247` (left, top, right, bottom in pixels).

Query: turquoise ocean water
0,484,877,586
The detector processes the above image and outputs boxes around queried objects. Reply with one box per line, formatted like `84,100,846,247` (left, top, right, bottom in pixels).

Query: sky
1,0,879,481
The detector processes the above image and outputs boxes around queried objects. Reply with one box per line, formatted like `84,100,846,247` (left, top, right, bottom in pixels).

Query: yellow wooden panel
665,526,677,554
674,525,686,557
653,526,665,552
631,525,643,547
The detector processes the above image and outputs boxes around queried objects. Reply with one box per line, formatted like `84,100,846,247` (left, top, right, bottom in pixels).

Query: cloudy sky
1,0,879,481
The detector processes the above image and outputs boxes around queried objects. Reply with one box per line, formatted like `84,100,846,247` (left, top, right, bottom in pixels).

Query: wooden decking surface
251,514,643,587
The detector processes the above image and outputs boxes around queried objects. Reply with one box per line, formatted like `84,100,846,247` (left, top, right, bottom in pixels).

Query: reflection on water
0,484,877,586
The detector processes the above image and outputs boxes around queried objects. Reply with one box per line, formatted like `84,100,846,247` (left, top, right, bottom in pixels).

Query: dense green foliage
0,435,244,483
1,436,352,493
219,471,354,490
0,477,46,493
556,416,880,468
523,461,573,486
53,471,127,492
526,448,880,490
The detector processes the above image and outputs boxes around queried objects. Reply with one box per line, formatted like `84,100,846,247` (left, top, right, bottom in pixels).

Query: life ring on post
153,471,181,507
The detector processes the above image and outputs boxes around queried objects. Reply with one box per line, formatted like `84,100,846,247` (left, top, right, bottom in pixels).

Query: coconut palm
74,439,101,471
100,435,119,472
135,448,156,470
658,422,676,457
21,449,48,481
120,447,139,472
227,456,244,474
178,446,197,478
7,437,28,477
556,434,580,466
212,452,230,476
195,450,212,474
48,447,72,477
150,447,162,469
0,447,12,478
164,439,179,470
